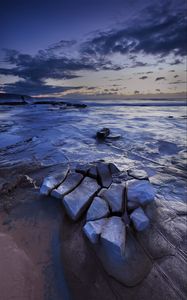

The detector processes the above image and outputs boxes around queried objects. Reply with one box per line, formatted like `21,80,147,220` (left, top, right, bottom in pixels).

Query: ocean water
0,99,186,201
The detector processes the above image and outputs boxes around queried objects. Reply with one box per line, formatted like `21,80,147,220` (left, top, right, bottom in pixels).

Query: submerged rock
127,169,148,180
51,172,83,199
99,183,125,213
96,128,110,139
86,197,110,221
97,163,112,188
106,133,121,140
63,177,100,221
40,165,69,195
130,207,150,231
83,218,107,244
127,179,155,206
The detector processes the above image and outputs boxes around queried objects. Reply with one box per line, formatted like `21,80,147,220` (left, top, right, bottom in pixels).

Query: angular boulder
99,183,125,213
83,218,107,244
127,179,155,206
63,177,100,221
51,172,83,199
86,197,110,221
109,163,120,175
96,128,110,139
127,169,148,180
97,226,152,286
75,163,92,175
96,163,112,188
130,207,150,231
101,217,126,256
88,166,98,179
40,165,69,195
97,188,107,196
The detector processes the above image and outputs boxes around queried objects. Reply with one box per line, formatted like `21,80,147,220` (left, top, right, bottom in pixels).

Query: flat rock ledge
40,161,155,286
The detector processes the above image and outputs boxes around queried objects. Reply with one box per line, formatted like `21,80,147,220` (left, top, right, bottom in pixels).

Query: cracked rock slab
63,177,100,221
40,165,69,195
99,183,125,213
83,218,107,244
130,207,150,231
127,179,155,206
86,197,110,221
51,172,83,199
96,163,112,188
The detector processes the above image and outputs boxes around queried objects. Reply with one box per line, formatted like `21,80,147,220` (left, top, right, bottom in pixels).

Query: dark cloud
2,80,84,95
110,88,119,91
109,78,123,81
169,69,175,72
86,86,96,90
1,0,186,96
146,71,153,74
174,75,179,78
134,90,140,94
169,80,186,84
155,77,166,81
131,61,147,68
139,76,148,80
156,89,161,91
0,46,122,95
81,1,187,58
47,40,77,52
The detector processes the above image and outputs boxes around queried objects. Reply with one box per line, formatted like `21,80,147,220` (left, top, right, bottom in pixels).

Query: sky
0,0,186,98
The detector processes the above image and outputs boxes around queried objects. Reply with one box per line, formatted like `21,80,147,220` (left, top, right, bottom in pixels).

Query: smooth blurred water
0,101,186,170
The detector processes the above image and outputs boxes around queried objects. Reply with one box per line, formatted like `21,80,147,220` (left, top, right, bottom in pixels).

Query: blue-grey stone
109,163,120,174
128,169,148,180
97,163,112,188
63,177,100,221
51,172,83,199
86,197,110,221
88,166,98,179
101,217,126,255
106,134,121,140
96,226,152,286
83,218,107,244
75,163,92,175
40,165,69,195
99,183,125,213
127,179,155,206
130,207,150,231
127,201,139,210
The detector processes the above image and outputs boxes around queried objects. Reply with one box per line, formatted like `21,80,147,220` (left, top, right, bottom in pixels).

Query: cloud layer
0,0,186,95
